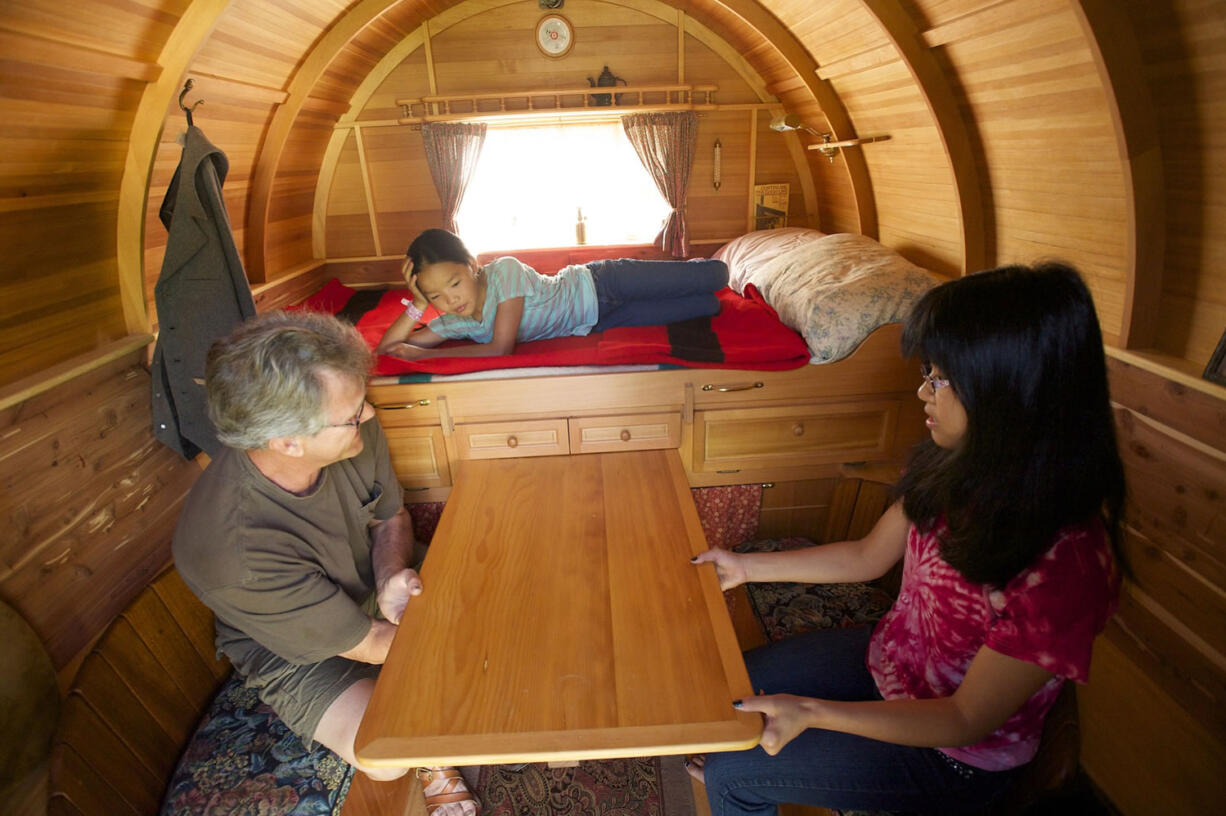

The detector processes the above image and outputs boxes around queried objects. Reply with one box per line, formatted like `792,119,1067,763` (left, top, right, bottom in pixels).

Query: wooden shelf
395,83,719,124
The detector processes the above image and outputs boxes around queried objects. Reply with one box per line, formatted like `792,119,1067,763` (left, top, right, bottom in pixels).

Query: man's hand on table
378,567,423,625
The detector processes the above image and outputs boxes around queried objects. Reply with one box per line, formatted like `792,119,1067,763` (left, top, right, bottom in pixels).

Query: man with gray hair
172,311,477,813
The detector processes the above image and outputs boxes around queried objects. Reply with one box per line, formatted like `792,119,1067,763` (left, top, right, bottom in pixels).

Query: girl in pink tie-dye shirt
688,262,1125,815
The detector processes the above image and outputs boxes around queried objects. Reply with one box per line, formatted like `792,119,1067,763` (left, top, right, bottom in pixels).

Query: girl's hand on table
734,693,815,756
690,548,748,591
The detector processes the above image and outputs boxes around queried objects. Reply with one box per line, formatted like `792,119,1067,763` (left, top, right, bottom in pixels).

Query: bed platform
368,321,925,500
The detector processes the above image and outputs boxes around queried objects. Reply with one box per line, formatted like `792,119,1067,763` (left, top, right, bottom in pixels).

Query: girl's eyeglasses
920,363,951,393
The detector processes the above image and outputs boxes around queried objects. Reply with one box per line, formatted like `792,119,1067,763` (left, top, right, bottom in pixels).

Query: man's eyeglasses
325,400,369,433
920,363,951,393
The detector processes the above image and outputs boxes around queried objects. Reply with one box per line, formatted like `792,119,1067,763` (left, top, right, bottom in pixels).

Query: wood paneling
1076,356,1226,815
1125,0,1226,366
49,567,231,816
0,354,200,671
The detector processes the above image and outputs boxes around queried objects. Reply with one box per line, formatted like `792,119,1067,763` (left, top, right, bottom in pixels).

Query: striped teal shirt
427,257,598,343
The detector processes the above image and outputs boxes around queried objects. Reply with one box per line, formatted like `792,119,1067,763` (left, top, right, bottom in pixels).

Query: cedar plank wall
1,1,1226,814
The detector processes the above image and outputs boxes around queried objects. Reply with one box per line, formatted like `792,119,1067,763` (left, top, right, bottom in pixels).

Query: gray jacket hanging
151,125,256,459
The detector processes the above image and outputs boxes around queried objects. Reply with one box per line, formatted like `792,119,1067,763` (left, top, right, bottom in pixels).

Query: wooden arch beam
245,0,420,282
313,0,804,259
1071,0,1164,350
711,0,878,238
116,0,234,333
857,0,985,276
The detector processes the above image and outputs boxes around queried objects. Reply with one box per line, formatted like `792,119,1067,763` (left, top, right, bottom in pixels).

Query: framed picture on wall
753,183,789,230
1205,327,1226,386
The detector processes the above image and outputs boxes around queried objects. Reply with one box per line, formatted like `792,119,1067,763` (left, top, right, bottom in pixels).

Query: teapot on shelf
587,66,628,106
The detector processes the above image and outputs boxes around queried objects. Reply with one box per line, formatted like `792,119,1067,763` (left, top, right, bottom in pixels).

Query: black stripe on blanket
335,289,387,325
666,316,724,363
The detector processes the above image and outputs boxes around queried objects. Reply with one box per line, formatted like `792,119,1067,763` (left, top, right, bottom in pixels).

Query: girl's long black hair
407,228,474,269
893,262,1126,586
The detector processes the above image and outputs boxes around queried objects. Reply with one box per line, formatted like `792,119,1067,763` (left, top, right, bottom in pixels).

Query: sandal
416,766,481,816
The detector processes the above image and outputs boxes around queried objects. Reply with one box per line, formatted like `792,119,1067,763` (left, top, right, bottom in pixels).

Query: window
454,121,671,254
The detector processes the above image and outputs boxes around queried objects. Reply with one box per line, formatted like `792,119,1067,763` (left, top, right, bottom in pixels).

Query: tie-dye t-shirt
867,518,1119,771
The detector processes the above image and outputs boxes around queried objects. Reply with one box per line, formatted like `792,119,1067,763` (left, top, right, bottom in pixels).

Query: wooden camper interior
2,1,1224,815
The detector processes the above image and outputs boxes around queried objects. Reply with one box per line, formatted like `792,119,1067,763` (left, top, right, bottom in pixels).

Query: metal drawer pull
620,429,632,442
506,435,519,448
702,381,764,392
379,399,431,410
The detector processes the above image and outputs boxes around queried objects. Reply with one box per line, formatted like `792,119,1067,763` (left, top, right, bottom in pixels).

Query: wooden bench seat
47,566,422,816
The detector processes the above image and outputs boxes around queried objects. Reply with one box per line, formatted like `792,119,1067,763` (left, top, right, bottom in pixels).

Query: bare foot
417,766,481,815
684,755,707,784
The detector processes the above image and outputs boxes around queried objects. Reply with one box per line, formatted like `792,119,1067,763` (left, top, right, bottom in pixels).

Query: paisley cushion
160,673,354,816
736,536,895,641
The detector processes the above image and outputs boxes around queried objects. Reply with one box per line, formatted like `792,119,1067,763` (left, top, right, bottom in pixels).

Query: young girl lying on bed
376,229,729,360
686,262,1125,815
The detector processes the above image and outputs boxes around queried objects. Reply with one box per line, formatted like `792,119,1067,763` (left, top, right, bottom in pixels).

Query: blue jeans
586,258,728,331
701,626,1023,816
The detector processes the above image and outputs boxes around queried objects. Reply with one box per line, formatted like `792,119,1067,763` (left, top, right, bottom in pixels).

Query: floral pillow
737,233,942,364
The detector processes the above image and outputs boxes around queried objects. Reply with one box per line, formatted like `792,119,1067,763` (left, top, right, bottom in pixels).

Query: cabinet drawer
693,401,899,472
383,426,451,489
455,418,570,460
569,412,681,454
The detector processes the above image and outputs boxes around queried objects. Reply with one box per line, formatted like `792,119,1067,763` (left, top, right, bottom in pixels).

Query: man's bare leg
314,678,479,814
314,677,408,781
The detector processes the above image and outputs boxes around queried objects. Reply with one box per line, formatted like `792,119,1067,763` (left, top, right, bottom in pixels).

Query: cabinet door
454,418,570,459
693,401,899,472
383,426,451,488
569,412,681,454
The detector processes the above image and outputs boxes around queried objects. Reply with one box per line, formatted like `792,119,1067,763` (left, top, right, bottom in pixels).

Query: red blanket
294,278,809,376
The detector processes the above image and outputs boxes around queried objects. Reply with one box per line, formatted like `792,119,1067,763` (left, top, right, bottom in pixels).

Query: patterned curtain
421,121,487,233
621,111,698,257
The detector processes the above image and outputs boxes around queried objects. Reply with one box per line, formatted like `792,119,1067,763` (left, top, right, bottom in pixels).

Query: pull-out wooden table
356,449,761,768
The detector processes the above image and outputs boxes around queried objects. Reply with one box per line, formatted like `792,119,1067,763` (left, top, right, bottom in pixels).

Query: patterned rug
476,757,692,816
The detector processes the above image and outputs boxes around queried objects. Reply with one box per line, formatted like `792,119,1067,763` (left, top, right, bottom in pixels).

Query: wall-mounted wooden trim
352,125,382,258
859,0,985,276
815,44,896,81
1072,0,1165,350
746,109,758,233
920,0,1060,48
0,334,153,412
183,71,289,106
0,27,161,81
115,0,234,335
715,0,877,238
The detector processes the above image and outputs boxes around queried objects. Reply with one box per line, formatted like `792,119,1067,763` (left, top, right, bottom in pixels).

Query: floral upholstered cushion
736,536,895,642
160,673,354,815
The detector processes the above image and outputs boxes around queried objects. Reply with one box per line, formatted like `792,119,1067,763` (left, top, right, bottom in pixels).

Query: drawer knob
792,422,805,437
620,429,632,442
506,435,519,448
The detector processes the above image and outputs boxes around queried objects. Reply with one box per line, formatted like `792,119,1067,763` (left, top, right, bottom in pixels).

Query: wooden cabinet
692,401,900,473
569,412,681,454
368,324,926,498
381,424,451,489
454,418,570,460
